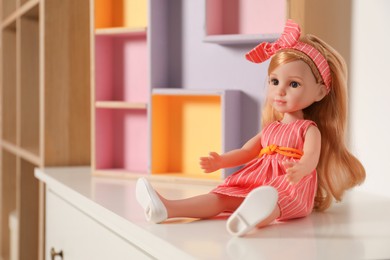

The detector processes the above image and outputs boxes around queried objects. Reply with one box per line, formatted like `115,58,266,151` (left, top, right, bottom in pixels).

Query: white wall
350,0,390,197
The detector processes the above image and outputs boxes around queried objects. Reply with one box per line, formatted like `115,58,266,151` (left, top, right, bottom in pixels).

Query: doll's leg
226,186,279,237
161,193,244,219
255,205,280,228
136,177,243,223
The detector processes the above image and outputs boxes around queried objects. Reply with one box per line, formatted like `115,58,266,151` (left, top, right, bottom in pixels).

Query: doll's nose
277,86,286,96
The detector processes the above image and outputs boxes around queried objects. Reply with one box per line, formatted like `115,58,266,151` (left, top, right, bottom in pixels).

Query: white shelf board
95,27,147,37
95,101,147,110
203,33,280,45
152,88,231,96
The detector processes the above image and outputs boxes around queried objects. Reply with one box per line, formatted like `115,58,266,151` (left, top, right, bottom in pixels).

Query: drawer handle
50,247,63,260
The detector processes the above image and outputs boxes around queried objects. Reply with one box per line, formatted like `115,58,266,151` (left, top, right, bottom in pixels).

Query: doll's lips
274,99,286,105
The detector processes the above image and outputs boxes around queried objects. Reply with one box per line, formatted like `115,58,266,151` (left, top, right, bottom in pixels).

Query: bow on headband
246,20,301,63
246,19,332,92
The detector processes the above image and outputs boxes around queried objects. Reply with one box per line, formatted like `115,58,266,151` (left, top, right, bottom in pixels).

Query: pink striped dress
212,119,318,221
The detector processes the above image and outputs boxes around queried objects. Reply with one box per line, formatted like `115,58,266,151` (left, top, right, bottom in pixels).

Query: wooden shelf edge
203,33,280,45
1,140,42,165
95,101,147,110
95,27,147,36
19,0,39,18
1,0,39,29
2,11,18,29
1,140,19,154
18,147,41,166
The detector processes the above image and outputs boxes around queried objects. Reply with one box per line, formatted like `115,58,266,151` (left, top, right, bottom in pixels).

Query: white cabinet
36,166,390,260
45,189,151,260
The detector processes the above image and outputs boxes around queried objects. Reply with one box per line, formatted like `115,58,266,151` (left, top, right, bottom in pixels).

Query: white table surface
35,166,390,260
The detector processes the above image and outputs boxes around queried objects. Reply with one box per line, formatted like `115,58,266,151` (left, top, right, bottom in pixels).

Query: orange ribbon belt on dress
259,144,303,159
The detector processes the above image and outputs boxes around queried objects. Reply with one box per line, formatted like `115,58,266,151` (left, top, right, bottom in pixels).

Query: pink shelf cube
95,108,148,173
206,0,285,36
95,33,148,103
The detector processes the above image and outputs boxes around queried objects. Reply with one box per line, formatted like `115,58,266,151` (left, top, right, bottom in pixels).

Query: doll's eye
270,78,279,85
290,81,300,88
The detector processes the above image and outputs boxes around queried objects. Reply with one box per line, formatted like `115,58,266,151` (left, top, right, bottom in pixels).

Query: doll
136,20,365,237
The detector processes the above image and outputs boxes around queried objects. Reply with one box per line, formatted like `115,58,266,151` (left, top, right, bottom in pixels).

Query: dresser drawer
46,190,152,260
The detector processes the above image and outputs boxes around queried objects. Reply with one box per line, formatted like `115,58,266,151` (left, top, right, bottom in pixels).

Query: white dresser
35,167,390,260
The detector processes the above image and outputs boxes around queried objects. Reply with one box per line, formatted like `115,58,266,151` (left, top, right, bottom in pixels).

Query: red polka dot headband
246,19,332,93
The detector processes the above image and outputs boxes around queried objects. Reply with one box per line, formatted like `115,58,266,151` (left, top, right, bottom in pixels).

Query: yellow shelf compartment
151,89,241,180
94,0,147,29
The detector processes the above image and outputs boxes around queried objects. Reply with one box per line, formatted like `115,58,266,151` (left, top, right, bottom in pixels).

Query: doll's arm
200,132,262,173
283,125,321,184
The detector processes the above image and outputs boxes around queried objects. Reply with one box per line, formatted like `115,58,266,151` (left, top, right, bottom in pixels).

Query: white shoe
136,177,168,223
226,186,278,237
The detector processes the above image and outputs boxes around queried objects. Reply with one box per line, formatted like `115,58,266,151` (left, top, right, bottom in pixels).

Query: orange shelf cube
95,0,147,29
151,89,241,180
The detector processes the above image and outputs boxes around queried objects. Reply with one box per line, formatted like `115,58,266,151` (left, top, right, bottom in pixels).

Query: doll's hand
200,152,222,173
283,161,307,185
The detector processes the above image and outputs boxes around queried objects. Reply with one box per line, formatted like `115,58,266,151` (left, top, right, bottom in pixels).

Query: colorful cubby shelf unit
151,89,241,180
92,0,149,177
204,0,286,44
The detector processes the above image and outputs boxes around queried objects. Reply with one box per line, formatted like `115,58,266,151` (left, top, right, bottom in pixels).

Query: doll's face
267,60,326,115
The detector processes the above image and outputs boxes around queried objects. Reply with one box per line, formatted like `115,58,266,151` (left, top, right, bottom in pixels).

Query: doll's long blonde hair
262,34,366,211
